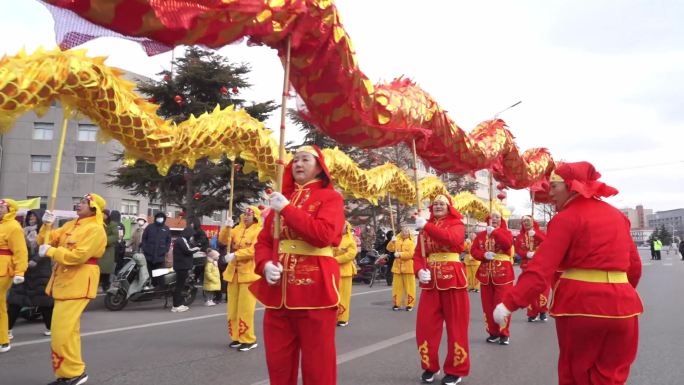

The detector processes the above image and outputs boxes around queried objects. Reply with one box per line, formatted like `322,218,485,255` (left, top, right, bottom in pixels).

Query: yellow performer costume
463,234,480,292
387,228,416,310
334,222,357,325
38,193,106,381
0,199,28,350
219,206,261,348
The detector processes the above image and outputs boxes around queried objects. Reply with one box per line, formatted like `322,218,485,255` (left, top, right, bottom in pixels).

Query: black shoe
499,336,510,345
392,306,400,311
47,372,88,385
528,316,537,322
421,370,439,383
486,335,500,343
337,321,349,327
229,340,241,349
539,313,548,322
406,306,413,312
441,375,462,385
238,342,258,352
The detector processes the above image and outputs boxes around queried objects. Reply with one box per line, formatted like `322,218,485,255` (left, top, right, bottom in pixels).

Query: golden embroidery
452,341,468,366
418,341,430,367
539,294,548,307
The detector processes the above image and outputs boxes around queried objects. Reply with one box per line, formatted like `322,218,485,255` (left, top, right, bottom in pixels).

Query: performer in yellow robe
218,205,262,352
463,232,480,292
387,225,416,311
38,193,107,385
0,198,28,353
334,222,357,326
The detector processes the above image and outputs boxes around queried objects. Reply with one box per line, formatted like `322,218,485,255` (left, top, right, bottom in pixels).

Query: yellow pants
337,276,353,323
465,264,480,290
51,298,90,378
0,277,11,345
392,273,416,308
227,280,257,344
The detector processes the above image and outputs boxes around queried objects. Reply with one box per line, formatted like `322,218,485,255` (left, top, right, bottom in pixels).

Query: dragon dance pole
387,194,395,236
531,190,535,218
228,160,237,219
411,139,426,259
272,36,292,254
45,107,70,243
488,171,494,214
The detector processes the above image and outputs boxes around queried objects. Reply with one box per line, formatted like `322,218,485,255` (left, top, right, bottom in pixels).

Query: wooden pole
387,194,395,235
488,171,494,214
531,190,535,218
45,109,70,244
411,139,426,258
228,160,236,219
272,36,292,248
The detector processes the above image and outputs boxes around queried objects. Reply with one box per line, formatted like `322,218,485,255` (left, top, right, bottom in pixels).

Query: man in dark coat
141,212,171,280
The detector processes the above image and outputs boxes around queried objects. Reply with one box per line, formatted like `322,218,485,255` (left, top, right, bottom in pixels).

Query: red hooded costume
250,145,345,385
413,194,470,378
502,161,642,385
514,215,549,319
471,212,514,339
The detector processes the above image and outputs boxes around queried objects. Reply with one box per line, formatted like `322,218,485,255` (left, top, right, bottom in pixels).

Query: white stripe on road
249,331,416,385
12,287,393,348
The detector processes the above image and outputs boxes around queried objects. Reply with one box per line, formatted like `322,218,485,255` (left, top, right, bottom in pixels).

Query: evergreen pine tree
107,47,277,222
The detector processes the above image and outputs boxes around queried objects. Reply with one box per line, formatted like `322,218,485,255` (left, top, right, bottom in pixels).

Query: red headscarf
281,145,334,196
554,161,618,199
428,194,463,221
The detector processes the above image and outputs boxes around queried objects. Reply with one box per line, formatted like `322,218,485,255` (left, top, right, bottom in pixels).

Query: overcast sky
2,0,682,214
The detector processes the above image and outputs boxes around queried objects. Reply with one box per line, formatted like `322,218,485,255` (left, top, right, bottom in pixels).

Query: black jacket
141,216,171,264
173,228,197,271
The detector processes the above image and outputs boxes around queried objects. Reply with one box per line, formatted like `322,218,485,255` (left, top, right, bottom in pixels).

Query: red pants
527,287,550,317
480,283,512,337
556,316,638,385
415,289,470,376
263,308,337,385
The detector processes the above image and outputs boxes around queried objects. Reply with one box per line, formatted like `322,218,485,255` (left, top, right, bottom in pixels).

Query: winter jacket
172,228,197,271
142,221,171,264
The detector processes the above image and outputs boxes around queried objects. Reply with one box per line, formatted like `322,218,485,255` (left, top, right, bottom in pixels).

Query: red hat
428,194,463,221
282,145,333,195
552,161,618,199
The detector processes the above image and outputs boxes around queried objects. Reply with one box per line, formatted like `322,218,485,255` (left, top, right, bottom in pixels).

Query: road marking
12,287,393,348
663,263,673,266
642,262,653,266
249,331,416,385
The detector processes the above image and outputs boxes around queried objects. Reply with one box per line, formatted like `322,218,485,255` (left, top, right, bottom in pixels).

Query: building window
30,155,51,173
147,203,162,217
121,199,139,215
72,197,82,211
27,196,48,210
77,124,97,142
33,122,54,140
75,156,96,174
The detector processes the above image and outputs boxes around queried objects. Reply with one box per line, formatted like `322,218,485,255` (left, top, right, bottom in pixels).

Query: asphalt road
2,248,682,385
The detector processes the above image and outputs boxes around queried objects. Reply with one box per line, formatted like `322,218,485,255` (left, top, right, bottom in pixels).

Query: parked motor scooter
104,252,202,311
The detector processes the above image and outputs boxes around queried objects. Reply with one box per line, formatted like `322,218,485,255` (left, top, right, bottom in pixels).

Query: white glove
418,268,431,284
394,252,402,258
415,217,427,230
526,251,534,259
224,218,234,228
264,261,283,284
39,244,52,257
13,275,25,285
391,236,396,241
269,192,290,212
28,260,37,268
42,210,56,225
486,226,495,235
485,251,495,260
224,252,236,264
528,229,536,237
493,303,512,326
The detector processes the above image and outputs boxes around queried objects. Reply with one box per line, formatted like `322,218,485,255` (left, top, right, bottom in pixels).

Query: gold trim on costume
550,171,564,182
278,239,334,257
427,253,461,263
295,145,319,158
561,268,628,283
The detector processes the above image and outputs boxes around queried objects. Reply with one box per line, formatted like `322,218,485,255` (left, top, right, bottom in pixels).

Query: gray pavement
1,249,682,384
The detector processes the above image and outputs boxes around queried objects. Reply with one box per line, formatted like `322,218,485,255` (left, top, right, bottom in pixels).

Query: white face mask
155,217,164,224
137,220,145,226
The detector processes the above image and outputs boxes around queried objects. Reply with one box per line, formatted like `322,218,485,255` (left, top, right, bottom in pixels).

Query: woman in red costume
413,194,469,385
494,161,643,385
250,145,345,385
514,215,548,322
470,211,514,345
